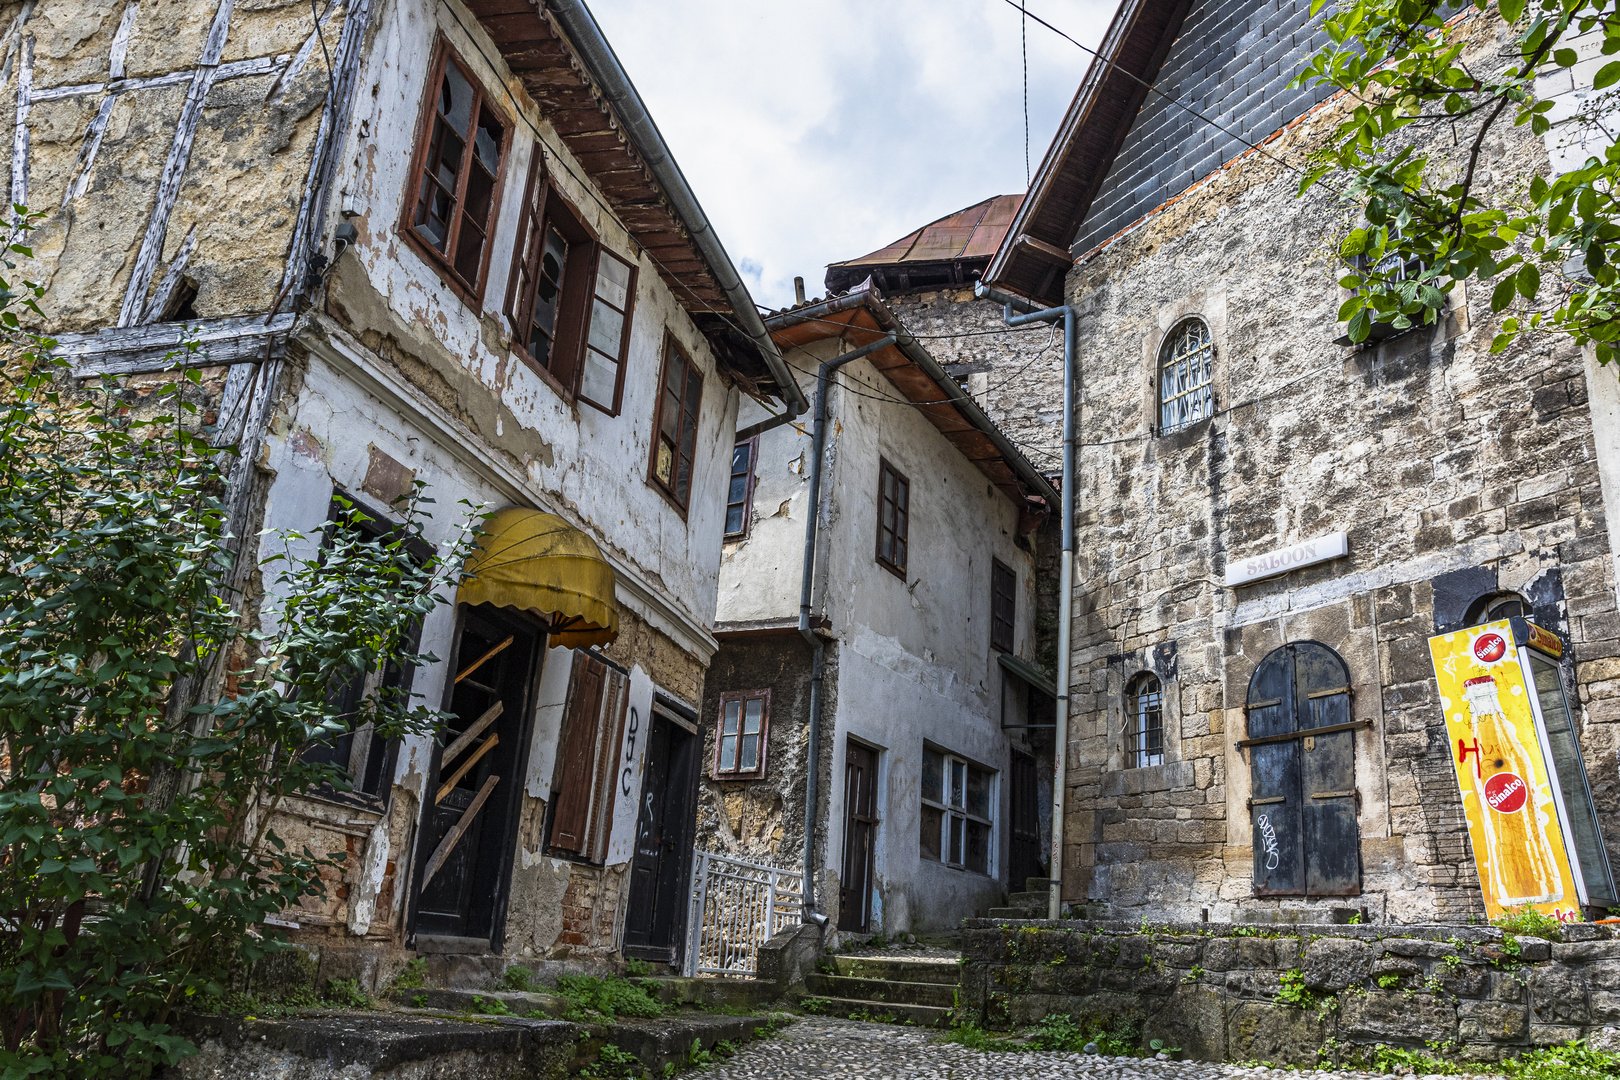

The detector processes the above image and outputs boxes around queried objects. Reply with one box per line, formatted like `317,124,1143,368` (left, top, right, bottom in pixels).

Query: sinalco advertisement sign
1427,620,1582,921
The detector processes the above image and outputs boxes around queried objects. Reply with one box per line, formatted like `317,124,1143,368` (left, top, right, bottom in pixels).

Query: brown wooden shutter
550,654,605,854
587,667,629,862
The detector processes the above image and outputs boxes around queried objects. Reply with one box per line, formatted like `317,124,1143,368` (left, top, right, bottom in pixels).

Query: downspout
797,333,896,922
975,281,1076,922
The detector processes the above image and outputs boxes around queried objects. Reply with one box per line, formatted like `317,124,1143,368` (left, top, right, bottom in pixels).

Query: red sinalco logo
1474,633,1508,663
1485,772,1528,815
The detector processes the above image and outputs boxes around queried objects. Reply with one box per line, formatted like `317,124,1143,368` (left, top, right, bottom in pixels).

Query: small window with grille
1158,318,1214,435
1127,672,1165,769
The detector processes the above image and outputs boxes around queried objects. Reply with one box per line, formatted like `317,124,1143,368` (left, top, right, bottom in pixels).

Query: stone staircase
802,954,961,1027
987,876,1056,919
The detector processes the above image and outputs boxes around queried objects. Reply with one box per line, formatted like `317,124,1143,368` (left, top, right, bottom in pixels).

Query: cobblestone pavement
693,1017,1495,1080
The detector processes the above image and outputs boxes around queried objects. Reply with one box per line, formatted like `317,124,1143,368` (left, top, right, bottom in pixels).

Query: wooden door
413,607,540,944
1008,749,1043,889
838,741,879,932
1247,642,1359,897
623,711,700,962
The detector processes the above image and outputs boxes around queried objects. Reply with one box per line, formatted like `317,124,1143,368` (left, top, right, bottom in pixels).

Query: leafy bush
1026,1013,1089,1052
323,978,372,1010
554,975,664,1023
0,219,478,1078
579,1043,646,1079
1492,905,1565,943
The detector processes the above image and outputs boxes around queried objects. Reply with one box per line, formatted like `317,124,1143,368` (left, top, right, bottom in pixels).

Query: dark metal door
623,712,700,961
414,608,540,943
1247,642,1359,897
1009,749,1043,888
838,741,878,932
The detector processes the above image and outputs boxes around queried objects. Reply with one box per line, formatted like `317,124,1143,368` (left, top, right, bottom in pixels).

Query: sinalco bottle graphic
1461,675,1563,907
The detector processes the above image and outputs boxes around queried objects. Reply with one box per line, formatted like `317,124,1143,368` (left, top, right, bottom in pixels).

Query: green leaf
1596,60,1620,91
1498,0,1526,22
1554,48,1578,68
1518,263,1541,300
1492,277,1518,313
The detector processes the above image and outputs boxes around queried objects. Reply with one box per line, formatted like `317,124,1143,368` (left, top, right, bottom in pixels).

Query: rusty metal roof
764,281,1057,529
824,194,1024,295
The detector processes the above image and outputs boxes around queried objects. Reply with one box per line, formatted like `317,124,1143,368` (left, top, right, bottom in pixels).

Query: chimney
793,276,806,305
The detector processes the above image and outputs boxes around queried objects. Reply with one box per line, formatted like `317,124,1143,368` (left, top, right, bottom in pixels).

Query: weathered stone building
975,0,1620,923
18,0,803,983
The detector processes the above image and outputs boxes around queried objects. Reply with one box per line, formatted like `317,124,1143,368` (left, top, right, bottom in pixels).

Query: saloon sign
1224,531,1348,588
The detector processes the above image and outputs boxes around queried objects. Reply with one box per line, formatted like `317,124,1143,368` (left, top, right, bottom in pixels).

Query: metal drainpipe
798,333,897,921
975,282,1076,922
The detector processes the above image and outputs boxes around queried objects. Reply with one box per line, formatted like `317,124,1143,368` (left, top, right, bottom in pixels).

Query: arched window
1158,317,1214,434
1244,642,1360,898
1467,592,1528,624
1127,673,1164,769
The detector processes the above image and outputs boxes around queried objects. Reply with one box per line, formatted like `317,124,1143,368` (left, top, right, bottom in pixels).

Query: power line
1021,0,1031,188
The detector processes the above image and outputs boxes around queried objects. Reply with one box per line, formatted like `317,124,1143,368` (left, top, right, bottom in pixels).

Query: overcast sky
589,0,1115,312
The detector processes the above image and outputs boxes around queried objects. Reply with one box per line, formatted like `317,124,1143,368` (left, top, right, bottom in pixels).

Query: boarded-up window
547,651,629,863
1246,642,1360,897
991,559,1016,653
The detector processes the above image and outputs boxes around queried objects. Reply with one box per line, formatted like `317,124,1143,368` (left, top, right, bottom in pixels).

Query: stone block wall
959,919,1620,1066
1046,10,1620,922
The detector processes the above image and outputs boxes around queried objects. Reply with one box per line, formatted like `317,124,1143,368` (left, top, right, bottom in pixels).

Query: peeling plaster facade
16,0,776,982
702,324,1047,936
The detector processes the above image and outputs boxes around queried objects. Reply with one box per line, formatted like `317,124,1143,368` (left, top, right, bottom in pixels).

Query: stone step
1006,890,1051,906
828,955,962,985
802,995,953,1028
804,973,958,1009
1024,877,1056,892
987,906,1045,920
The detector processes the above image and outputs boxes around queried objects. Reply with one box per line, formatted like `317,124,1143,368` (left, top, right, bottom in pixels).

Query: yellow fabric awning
460,507,619,648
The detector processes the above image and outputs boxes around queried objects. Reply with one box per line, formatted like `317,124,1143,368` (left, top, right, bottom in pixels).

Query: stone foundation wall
959,918,1620,1066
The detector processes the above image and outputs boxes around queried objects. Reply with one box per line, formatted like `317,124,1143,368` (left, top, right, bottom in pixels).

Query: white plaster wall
722,337,1041,930
330,0,739,641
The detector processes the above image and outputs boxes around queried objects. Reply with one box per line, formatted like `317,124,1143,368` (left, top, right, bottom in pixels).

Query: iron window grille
876,458,910,577
1339,222,1431,345
1467,592,1529,624
1127,672,1165,769
713,689,770,780
1158,318,1214,435
504,150,638,413
401,41,510,303
649,335,704,511
920,746,994,875
991,559,1016,653
724,437,758,539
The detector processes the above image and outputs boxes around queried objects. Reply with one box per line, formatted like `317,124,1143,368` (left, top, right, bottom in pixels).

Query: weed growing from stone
798,996,832,1015
323,978,372,1010
389,958,428,990
469,995,512,1016
578,1043,646,1079
1275,969,1316,1009
624,958,656,977
555,975,664,1023
499,965,537,992
1492,905,1565,942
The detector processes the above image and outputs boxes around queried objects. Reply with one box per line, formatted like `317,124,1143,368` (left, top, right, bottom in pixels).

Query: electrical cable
310,0,334,84
1021,0,1031,188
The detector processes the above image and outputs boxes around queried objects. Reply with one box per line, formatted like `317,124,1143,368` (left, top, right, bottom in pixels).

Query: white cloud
588,0,1115,311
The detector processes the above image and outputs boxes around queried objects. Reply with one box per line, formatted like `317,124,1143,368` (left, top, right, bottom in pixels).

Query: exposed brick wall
1071,0,1337,257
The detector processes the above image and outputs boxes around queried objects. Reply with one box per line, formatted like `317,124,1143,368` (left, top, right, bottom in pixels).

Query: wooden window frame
920,745,994,874
648,334,705,515
1126,672,1165,769
875,457,910,579
990,558,1016,653
398,38,512,308
712,689,770,780
503,150,638,414
724,436,759,540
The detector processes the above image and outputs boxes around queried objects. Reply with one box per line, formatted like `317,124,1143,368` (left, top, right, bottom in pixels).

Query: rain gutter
544,0,808,416
975,280,1076,923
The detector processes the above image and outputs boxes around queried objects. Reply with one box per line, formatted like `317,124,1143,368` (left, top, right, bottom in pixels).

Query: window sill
646,476,692,521
713,772,766,783
876,558,907,581
398,223,487,313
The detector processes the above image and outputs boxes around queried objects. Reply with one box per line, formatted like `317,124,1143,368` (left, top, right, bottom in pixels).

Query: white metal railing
682,849,802,977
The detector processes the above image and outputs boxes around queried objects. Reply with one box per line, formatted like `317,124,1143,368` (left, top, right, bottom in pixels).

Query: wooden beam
1014,232,1075,267
139,225,197,324
420,774,500,887
10,34,29,208
56,313,295,377
455,635,513,685
435,734,498,805
117,0,234,327
438,701,503,772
